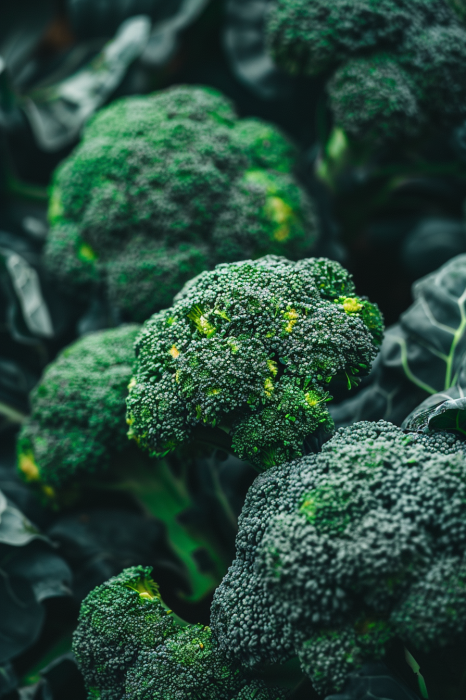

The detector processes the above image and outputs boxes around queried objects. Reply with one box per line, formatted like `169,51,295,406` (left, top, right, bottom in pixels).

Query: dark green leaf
0,489,72,665
403,387,466,437
0,492,49,547
331,255,466,428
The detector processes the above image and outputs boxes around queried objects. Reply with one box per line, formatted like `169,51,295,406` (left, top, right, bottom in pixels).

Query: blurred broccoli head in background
44,85,319,322
17,325,139,493
266,0,466,147
211,420,466,696
126,256,383,470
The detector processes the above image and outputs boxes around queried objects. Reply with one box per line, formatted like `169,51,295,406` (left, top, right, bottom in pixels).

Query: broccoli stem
110,450,230,602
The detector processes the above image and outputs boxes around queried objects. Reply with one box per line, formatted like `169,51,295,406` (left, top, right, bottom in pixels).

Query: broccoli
16,327,229,602
73,566,287,700
126,256,383,471
211,420,466,697
44,85,319,322
266,0,466,148
17,325,140,491
327,55,423,148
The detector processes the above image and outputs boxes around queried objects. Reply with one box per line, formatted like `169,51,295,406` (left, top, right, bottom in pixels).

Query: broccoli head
44,85,319,322
126,256,383,470
17,325,140,493
327,55,424,147
16,327,232,602
211,420,466,696
266,0,466,147
73,566,287,700
266,0,412,76
73,566,177,699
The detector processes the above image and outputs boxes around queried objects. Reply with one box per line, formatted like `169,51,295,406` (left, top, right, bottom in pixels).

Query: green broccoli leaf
332,254,466,428
0,490,72,664
0,490,49,546
403,395,466,436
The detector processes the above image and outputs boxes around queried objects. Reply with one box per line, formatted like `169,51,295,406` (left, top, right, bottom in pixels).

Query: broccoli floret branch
73,567,292,700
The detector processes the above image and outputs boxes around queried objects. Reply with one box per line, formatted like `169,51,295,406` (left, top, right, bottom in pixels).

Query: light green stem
444,288,466,390
112,452,229,602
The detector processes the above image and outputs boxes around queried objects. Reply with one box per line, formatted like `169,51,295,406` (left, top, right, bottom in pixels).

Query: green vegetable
44,85,319,322
267,0,466,147
126,256,383,470
17,325,140,491
73,566,287,700
16,327,228,602
211,420,466,696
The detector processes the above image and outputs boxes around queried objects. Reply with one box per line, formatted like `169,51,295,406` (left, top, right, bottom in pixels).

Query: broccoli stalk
103,450,231,600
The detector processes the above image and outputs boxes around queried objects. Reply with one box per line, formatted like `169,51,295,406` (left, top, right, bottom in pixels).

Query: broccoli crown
124,625,285,700
73,566,178,700
266,0,457,76
126,256,383,470
210,420,466,695
266,0,466,145
44,85,319,322
17,325,139,491
327,55,424,147
73,567,286,700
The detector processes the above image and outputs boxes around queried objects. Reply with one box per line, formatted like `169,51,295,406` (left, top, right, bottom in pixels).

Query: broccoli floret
44,85,318,322
126,256,383,470
16,327,229,602
125,628,287,699
17,325,140,491
72,566,179,699
266,0,454,76
266,0,408,76
73,567,287,700
328,55,423,147
211,420,466,696
266,0,466,147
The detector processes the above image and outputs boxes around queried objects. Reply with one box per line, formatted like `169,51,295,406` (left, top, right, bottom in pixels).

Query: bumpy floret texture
73,567,286,700
328,55,424,145
126,256,383,470
73,566,177,700
266,0,466,146
124,625,285,700
17,325,139,490
44,85,318,322
211,420,466,695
